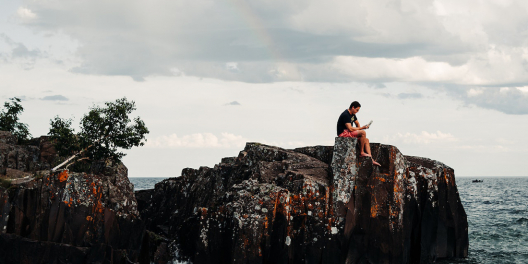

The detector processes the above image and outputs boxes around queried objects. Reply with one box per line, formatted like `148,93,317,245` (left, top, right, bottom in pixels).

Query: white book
366,120,373,128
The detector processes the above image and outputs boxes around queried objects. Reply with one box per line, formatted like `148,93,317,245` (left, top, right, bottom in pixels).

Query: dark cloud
436,87,528,115
398,93,423,99
1,34,42,59
367,83,386,89
11,43,41,58
65,29,441,82
41,95,69,101
17,0,528,87
19,1,471,82
225,101,241,106
463,89,528,115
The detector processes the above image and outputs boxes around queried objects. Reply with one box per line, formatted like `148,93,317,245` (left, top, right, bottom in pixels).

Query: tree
0,97,31,142
48,116,80,157
50,97,149,172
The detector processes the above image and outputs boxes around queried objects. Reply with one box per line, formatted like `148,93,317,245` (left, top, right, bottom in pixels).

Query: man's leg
365,138,372,156
365,137,381,166
356,131,370,157
357,132,380,166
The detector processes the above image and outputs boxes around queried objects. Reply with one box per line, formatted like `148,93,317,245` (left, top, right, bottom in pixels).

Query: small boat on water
472,179,483,183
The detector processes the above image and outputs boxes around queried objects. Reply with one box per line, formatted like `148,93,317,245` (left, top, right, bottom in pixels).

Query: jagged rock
0,131,145,264
137,138,468,264
0,132,57,175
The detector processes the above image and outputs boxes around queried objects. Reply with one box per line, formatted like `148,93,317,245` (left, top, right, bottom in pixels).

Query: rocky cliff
0,130,468,264
137,138,468,264
0,131,145,264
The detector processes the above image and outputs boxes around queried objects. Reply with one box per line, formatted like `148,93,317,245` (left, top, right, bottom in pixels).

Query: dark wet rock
137,138,468,264
0,131,145,264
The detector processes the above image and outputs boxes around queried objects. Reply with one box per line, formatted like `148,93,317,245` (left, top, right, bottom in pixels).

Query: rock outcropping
137,138,468,264
0,131,56,178
0,130,468,264
0,131,145,263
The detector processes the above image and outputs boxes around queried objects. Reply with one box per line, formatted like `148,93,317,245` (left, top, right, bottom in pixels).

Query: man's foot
372,160,381,166
360,152,371,157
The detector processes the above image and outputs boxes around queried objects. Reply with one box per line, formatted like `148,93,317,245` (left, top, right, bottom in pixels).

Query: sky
1,0,527,177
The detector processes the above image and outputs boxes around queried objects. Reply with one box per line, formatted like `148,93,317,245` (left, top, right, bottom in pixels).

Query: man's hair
349,101,361,109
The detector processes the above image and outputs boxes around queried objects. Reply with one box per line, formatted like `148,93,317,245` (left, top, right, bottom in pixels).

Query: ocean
130,177,528,264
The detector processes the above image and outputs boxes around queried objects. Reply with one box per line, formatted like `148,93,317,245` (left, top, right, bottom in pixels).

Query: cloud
383,131,458,145
462,88,528,115
1,34,40,58
17,7,37,20
367,83,386,89
0,34,43,69
11,0,528,87
225,101,241,106
443,87,528,115
41,95,69,101
397,92,423,99
11,43,41,59
0,1,481,81
145,133,248,148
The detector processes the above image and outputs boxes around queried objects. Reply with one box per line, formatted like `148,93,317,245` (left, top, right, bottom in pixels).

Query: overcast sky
1,0,527,177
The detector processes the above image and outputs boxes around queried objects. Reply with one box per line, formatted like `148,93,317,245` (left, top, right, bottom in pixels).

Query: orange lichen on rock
370,197,380,218
58,170,69,182
95,201,104,214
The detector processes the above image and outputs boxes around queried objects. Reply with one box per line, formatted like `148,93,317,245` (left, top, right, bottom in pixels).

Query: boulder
137,138,468,264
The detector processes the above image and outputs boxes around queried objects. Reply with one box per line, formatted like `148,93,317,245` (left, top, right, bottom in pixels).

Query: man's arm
355,120,369,129
345,122,367,132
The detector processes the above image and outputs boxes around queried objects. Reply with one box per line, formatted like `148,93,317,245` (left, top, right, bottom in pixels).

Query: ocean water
130,177,528,264
130,177,165,191
438,177,528,264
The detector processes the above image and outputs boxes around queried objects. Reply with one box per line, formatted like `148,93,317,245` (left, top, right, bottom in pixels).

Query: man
336,101,381,166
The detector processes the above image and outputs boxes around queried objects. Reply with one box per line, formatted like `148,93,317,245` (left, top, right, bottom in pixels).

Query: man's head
349,101,361,114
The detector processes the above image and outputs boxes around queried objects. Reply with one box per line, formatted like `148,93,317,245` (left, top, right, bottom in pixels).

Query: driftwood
51,134,110,172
